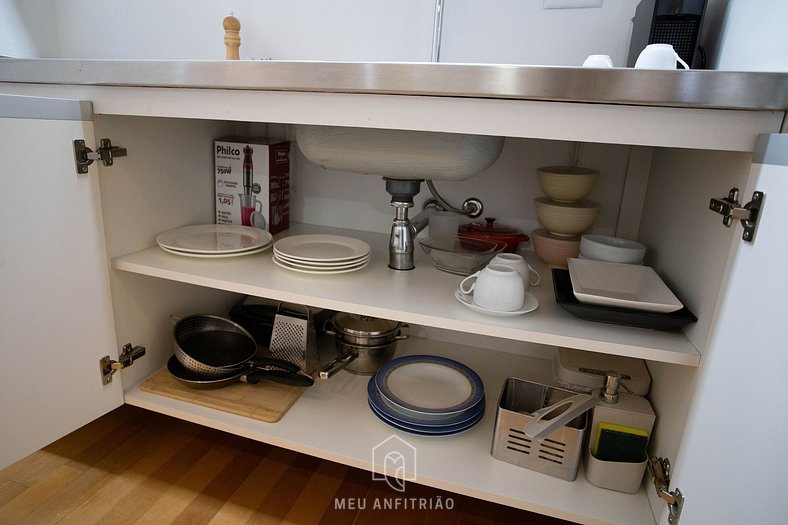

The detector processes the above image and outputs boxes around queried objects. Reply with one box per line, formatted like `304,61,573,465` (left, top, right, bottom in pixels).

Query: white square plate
567,258,683,313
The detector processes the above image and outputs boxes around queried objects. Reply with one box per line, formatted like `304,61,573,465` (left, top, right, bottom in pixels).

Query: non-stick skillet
166,355,313,389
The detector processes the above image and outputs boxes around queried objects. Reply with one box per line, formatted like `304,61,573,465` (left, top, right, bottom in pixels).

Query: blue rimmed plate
367,376,484,428
373,355,484,417
367,400,485,436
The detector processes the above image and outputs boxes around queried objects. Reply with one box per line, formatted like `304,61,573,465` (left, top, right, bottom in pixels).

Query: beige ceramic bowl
534,197,601,236
532,229,580,268
537,166,599,202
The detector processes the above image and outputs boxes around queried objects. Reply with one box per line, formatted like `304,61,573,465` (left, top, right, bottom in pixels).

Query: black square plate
552,268,697,330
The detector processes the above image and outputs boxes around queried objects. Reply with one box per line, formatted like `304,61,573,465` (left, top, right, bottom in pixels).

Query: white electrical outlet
543,0,603,8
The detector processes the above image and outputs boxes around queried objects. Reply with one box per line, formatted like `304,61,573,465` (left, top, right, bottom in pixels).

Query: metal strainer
172,314,258,377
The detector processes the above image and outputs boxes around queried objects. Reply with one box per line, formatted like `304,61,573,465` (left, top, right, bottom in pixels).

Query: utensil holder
269,303,319,374
491,377,587,481
584,447,648,493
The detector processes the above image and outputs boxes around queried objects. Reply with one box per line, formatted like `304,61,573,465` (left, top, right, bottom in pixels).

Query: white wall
2,0,786,71
0,0,59,57
439,0,639,67
0,0,644,65
712,0,788,71
52,0,436,61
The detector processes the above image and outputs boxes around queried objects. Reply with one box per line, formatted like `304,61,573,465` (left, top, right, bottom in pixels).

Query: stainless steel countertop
1,59,786,110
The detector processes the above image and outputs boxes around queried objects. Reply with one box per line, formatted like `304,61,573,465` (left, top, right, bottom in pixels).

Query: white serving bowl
534,197,600,237
580,234,646,264
537,166,599,202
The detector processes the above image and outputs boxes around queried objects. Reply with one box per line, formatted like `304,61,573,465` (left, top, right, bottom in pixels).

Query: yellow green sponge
592,423,649,463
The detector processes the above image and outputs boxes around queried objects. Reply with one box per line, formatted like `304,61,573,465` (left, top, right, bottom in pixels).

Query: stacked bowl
533,166,600,268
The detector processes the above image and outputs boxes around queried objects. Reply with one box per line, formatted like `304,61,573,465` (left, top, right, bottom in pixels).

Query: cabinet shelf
112,223,700,367
124,336,654,525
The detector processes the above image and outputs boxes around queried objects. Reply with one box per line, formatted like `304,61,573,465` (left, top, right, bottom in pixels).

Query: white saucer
454,288,539,317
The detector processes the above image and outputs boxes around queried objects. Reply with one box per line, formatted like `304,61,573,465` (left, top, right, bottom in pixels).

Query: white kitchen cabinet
655,142,788,525
0,62,786,525
0,97,124,466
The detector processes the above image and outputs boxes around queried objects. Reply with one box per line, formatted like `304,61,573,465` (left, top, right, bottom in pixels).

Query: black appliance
627,0,708,69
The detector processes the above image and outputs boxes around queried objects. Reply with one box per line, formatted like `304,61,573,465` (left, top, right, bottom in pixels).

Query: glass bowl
418,235,504,275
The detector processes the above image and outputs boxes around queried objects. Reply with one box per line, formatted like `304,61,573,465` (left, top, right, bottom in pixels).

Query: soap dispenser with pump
584,371,656,493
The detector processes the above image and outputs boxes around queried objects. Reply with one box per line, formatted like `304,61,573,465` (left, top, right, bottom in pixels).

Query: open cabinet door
0,94,124,469
657,134,788,524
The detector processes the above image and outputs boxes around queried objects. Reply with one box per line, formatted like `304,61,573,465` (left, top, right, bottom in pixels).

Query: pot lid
459,217,525,237
332,313,401,337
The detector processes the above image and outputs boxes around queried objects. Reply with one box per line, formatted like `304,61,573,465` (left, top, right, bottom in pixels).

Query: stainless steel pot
318,313,408,378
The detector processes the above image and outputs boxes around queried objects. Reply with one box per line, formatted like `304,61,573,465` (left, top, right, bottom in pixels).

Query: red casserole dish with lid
458,217,530,253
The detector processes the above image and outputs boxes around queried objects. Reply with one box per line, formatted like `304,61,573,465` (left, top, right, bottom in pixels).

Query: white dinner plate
273,250,370,267
377,384,485,422
454,289,539,317
272,254,370,274
367,376,485,427
273,234,370,262
156,224,273,254
567,258,683,313
160,243,272,258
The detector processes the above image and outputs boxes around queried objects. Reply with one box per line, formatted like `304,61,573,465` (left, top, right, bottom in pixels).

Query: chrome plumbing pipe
388,202,431,271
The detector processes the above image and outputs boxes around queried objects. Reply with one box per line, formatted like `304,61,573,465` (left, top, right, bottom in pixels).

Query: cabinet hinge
73,138,128,174
708,187,764,243
647,456,684,525
100,343,146,385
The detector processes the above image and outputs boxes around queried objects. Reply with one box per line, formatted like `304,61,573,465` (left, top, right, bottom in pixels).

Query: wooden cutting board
139,367,307,423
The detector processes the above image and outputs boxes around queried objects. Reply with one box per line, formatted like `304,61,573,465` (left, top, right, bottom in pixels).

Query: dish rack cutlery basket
269,303,320,374
491,377,587,481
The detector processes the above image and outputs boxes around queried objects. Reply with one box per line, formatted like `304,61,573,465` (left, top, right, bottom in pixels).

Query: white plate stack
272,234,371,274
156,224,273,258
367,355,486,436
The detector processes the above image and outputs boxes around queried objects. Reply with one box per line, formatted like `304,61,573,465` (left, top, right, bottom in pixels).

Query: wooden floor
0,405,575,525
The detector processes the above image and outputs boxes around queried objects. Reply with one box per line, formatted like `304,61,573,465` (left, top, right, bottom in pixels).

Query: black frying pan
167,355,313,389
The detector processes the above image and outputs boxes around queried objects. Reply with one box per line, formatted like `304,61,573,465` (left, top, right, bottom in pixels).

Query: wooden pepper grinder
223,14,241,60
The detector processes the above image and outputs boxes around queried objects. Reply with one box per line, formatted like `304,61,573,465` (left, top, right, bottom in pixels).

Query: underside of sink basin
295,125,504,181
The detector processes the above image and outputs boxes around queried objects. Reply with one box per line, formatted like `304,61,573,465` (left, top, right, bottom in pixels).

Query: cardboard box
214,137,290,235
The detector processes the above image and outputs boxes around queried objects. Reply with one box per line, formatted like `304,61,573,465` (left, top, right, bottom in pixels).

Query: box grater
491,377,587,481
269,303,319,374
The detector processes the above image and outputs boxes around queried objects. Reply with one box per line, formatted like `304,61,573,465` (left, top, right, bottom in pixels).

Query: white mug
634,44,689,70
489,253,541,292
582,54,613,68
459,264,525,312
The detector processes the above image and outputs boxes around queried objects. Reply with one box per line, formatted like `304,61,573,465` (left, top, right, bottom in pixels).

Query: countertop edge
1,59,787,111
